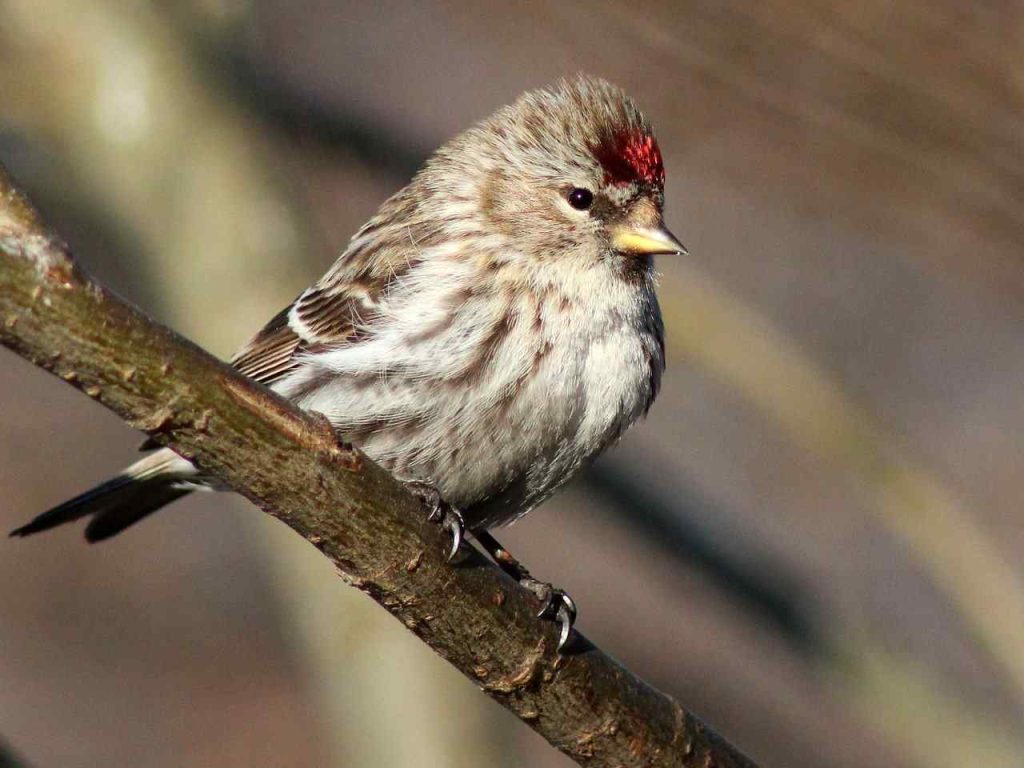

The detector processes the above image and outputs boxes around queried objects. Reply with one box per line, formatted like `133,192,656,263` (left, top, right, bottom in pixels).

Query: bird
12,75,685,649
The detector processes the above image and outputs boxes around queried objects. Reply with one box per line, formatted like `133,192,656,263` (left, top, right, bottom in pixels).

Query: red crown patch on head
592,131,665,187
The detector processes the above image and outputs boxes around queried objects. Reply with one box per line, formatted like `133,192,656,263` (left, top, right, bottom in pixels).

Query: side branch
0,163,757,768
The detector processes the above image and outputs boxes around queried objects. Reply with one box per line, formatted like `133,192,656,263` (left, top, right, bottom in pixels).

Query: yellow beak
611,223,688,257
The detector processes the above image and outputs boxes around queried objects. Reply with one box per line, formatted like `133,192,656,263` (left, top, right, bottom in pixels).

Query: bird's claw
440,506,465,562
533,584,577,652
406,481,465,562
473,530,579,654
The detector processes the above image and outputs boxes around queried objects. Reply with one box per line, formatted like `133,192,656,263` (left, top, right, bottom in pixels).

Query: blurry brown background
2,2,1023,766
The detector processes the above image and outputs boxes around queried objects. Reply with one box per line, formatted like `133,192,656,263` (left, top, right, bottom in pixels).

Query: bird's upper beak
611,222,688,257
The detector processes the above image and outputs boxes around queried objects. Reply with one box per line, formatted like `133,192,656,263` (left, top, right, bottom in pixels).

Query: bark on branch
0,162,757,768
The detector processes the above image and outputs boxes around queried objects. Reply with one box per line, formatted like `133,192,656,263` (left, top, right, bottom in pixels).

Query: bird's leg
405,481,465,561
473,530,577,652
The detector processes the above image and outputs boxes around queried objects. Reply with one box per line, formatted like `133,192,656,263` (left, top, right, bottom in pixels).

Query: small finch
13,75,685,648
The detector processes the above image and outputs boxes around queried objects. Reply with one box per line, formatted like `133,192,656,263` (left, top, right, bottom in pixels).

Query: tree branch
0,162,757,768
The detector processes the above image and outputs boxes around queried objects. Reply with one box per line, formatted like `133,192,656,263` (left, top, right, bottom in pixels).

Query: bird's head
420,75,685,281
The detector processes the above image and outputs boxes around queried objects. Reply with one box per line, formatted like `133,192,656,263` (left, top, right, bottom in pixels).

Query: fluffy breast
275,254,664,529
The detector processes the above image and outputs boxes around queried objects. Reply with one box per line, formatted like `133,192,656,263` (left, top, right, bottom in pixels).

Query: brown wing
230,190,426,387
230,304,306,385
229,286,376,386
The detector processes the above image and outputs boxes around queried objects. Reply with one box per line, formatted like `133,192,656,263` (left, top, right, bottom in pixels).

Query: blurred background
1,1,1023,766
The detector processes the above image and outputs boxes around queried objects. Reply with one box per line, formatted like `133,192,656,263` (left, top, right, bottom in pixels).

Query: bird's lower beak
611,223,688,257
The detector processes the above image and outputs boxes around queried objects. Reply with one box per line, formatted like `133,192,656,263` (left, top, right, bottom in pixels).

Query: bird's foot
525,578,577,652
405,481,465,561
473,530,577,652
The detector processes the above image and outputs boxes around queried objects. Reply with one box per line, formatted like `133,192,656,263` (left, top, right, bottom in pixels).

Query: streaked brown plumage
13,76,685,643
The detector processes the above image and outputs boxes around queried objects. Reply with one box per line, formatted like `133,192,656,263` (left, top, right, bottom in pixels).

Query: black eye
567,187,594,210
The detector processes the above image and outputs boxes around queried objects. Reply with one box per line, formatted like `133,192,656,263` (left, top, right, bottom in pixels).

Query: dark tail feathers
11,450,195,542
